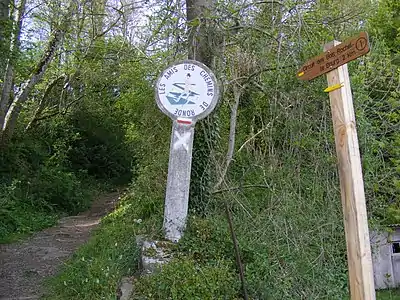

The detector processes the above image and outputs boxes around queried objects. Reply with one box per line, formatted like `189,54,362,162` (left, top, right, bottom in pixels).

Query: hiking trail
0,190,122,300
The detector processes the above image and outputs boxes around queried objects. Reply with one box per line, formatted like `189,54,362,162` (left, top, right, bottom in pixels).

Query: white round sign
155,60,219,121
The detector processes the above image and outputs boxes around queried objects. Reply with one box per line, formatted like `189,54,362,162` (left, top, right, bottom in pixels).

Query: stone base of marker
140,240,174,274
136,235,175,275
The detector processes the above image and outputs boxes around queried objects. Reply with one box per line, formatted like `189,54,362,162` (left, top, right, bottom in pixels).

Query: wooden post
324,41,375,300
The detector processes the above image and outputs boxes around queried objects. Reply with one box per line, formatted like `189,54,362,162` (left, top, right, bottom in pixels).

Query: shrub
30,165,91,214
0,180,59,242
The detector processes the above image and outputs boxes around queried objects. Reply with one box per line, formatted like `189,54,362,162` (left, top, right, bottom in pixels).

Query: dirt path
0,190,123,300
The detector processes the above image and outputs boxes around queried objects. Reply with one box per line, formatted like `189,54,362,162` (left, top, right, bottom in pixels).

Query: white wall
370,230,395,289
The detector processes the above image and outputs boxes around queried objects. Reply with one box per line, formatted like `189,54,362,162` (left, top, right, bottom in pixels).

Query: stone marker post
155,60,219,242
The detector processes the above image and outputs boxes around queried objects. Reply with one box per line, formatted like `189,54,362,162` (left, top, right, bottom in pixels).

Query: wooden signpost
155,60,219,242
297,32,370,81
297,32,375,300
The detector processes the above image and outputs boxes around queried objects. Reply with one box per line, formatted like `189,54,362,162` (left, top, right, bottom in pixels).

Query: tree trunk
0,0,10,21
25,75,66,131
85,0,106,59
91,0,105,38
214,83,242,191
0,0,26,130
0,2,77,145
0,0,11,66
1,28,65,143
186,0,219,214
186,0,213,66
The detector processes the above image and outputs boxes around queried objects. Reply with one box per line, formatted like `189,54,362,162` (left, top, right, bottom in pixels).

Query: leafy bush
67,103,135,185
0,180,59,242
30,165,91,213
0,123,93,240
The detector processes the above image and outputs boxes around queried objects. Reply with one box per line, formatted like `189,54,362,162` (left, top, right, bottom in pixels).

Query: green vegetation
0,41,137,241
43,198,142,300
377,290,400,300
134,258,239,299
1,0,399,299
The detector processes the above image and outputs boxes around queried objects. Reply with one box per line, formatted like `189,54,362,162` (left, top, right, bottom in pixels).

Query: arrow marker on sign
324,83,344,93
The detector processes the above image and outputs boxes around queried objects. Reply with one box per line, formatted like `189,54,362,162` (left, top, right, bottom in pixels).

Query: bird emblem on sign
166,74,199,105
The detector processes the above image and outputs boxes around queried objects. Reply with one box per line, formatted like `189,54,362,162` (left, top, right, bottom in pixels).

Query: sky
20,0,155,49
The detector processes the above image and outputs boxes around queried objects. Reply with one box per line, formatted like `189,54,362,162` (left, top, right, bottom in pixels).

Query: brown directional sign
297,32,370,81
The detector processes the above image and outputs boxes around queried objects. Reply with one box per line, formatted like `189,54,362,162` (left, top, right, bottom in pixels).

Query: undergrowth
377,290,400,300
133,257,240,300
0,169,93,243
0,182,60,243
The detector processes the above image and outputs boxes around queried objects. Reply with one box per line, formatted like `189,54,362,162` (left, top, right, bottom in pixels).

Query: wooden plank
324,40,375,300
298,32,369,81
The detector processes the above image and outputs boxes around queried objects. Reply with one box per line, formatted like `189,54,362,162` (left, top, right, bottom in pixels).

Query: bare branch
213,83,245,191
25,75,66,131
236,118,277,153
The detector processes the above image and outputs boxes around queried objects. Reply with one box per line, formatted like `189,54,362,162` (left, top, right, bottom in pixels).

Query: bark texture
186,0,213,67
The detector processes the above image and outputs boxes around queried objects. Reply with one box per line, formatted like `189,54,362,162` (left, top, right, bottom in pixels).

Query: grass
43,189,162,300
377,290,400,300
0,187,62,244
43,161,399,299
45,161,351,299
